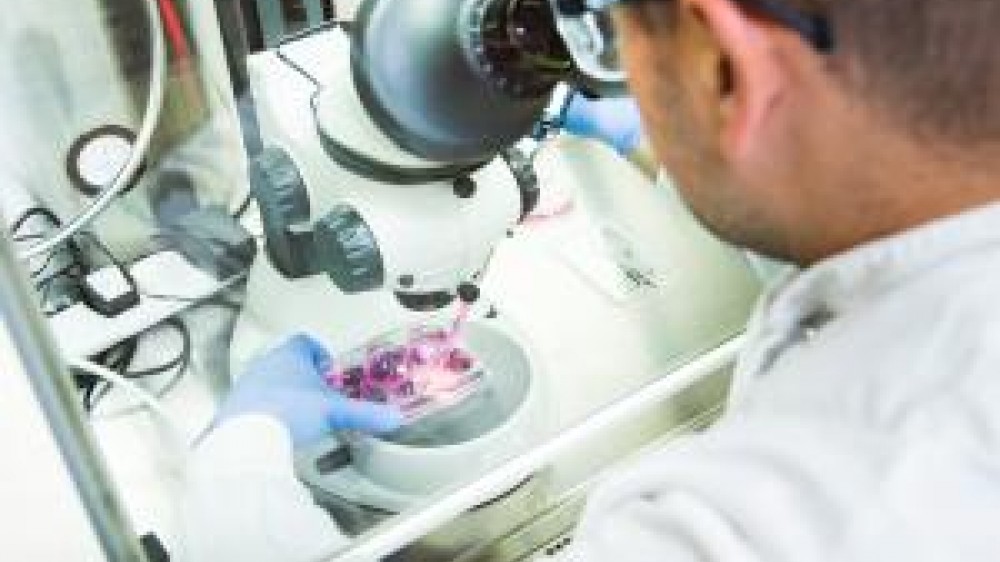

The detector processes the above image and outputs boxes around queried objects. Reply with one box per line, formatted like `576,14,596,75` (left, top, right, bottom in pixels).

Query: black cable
126,319,192,403
13,233,48,243
68,236,190,411
104,336,141,373
39,279,60,310
271,24,338,102
75,230,141,298
84,335,141,412
82,382,100,413
10,211,130,294
86,318,192,412
34,263,86,304
9,206,88,316
29,250,64,279
12,210,219,411
274,45,322,89
11,212,202,411
34,261,84,287
125,318,192,378
275,19,349,48
10,207,62,236
34,268,84,306
232,193,254,218
140,290,245,311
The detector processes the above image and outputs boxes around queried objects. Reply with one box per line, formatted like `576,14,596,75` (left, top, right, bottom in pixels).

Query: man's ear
681,0,786,158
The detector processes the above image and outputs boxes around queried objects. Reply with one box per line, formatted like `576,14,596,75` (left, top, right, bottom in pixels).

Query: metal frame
0,230,149,561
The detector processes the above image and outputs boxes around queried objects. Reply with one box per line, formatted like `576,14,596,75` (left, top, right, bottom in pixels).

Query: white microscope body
232,27,527,364
230,0,763,532
233,0,583,363
231,11,553,516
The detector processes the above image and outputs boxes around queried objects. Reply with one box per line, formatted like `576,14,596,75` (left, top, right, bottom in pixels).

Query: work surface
86,140,762,560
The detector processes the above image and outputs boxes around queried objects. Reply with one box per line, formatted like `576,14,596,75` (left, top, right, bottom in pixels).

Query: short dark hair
625,0,1000,145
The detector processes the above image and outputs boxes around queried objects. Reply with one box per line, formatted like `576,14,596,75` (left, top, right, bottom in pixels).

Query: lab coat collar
765,200,1000,330
732,200,1000,396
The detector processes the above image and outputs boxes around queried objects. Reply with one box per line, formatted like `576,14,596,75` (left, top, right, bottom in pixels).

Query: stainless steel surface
0,230,149,561
400,374,729,562
323,354,736,561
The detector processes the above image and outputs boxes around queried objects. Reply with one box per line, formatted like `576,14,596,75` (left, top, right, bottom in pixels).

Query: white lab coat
182,201,1000,562
180,415,349,562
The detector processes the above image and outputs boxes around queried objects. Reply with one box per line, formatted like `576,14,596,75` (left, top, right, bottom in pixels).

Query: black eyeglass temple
740,0,834,51
617,0,834,52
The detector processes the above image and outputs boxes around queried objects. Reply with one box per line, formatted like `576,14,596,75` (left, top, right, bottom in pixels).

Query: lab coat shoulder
553,213,1000,562
551,233,1000,562
732,245,1000,448
556,415,1000,562
553,419,868,562
179,415,349,562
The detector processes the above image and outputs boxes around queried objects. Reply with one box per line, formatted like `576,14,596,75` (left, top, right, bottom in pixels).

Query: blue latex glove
562,94,644,156
217,334,404,446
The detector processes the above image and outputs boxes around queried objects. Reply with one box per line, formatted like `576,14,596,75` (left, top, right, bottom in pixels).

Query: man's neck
798,141,1000,266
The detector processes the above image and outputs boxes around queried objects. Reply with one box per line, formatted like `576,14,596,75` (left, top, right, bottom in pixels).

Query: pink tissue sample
324,313,481,422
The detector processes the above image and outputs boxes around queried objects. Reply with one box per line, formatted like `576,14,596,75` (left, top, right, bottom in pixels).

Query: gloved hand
562,94,644,156
217,334,404,446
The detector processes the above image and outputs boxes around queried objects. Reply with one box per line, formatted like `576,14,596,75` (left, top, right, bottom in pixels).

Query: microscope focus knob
249,146,315,279
314,205,386,294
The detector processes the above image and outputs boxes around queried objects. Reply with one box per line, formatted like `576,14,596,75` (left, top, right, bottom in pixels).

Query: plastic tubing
18,0,168,261
68,358,190,456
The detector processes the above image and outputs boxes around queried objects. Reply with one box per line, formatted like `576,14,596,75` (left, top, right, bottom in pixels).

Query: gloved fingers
600,97,643,154
562,93,644,155
279,392,337,447
283,333,334,374
563,92,599,136
327,398,405,435
235,334,334,395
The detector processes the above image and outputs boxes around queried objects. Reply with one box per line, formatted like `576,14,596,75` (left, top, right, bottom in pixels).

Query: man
558,0,1000,559
187,0,1000,559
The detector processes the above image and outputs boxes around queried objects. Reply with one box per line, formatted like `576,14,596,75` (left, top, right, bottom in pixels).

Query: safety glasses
551,0,833,95
726,0,833,51
575,0,832,49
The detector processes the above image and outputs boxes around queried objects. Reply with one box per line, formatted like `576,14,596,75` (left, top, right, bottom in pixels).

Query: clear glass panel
1,0,249,294
1,0,762,560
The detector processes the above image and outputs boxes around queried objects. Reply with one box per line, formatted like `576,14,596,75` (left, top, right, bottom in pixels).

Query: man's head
612,0,1000,264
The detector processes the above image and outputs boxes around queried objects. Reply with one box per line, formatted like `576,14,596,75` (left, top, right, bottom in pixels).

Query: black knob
248,146,315,279
458,282,481,303
314,205,386,293
555,0,587,16
453,176,477,199
395,290,456,311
